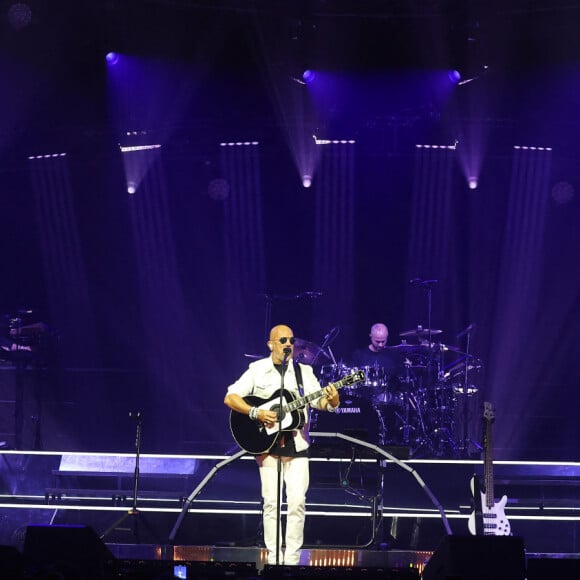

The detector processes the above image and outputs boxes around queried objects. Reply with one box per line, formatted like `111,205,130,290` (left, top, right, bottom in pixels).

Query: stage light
302,69,316,84
551,181,575,205
119,144,161,153
302,174,312,188
207,178,230,201
127,182,137,195
7,2,32,30
448,70,461,84
105,52,119,65
468,177,478,190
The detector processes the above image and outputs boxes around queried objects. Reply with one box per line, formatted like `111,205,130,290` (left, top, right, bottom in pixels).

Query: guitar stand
100,412,161,544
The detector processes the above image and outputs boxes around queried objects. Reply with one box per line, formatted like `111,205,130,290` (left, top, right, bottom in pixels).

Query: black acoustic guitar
229,370,366,454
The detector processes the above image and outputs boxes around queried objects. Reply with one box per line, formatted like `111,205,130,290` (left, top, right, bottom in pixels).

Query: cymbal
385,342,439,358
445,358,484,374
293,338,330,365
387,343,439,354
400,326,442,338
439,344,464,353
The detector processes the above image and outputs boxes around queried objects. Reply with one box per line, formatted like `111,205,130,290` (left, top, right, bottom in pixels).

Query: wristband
249,406,259,420
326,402,339,412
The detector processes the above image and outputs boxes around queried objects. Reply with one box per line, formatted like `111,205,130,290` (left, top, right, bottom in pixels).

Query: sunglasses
276,337,296,345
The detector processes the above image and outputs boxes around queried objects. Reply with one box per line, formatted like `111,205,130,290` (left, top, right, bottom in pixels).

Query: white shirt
226,356,323,452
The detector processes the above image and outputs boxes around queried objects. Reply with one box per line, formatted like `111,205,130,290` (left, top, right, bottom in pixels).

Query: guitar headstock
335,370,366,387
483,401,495,423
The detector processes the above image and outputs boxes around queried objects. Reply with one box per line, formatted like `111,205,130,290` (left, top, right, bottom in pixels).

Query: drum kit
0,310,54,365
310,325,484,458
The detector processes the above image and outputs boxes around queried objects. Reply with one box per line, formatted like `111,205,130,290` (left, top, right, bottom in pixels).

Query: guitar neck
484,416,495,508
282,376,354,414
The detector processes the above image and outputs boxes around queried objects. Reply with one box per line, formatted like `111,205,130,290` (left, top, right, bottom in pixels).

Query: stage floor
0,446,579,573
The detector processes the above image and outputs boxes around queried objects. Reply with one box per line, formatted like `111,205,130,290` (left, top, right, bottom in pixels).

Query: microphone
409,278,423,284
129,411,141,420
282,346,291,367
457,323,476,339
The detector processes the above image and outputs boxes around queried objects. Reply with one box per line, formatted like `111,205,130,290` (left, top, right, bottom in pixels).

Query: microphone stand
320,327,340,366
461,330,473,459
275,348,291,565
420,280,438,385
100,412,159,544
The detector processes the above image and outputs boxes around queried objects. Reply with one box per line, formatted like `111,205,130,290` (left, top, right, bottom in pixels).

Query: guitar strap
293,362,304,397
292,362,308,432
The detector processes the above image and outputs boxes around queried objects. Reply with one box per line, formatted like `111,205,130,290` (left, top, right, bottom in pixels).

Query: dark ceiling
0,0,579,159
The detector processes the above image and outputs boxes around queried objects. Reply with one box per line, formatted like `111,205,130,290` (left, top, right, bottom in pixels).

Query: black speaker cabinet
526,557,580,579
422,535,526,580
0,545,25,577
23,524,114,577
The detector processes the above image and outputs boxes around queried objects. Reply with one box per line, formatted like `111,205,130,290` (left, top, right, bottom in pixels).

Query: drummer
350,322,404,378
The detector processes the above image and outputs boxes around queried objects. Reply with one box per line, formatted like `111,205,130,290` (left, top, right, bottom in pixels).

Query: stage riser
0,507,578,555
0,451,579,555
5,523,579,580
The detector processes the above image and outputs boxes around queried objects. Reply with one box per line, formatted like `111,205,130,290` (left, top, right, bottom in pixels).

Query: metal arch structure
168,448,247,544
310,431,452,536
168,432,451,544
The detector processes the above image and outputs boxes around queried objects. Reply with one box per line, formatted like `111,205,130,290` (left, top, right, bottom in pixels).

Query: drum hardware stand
409,278,439,344
396,363,431,452
457,324,477,458
396,361,414,446
399,395,415,446
409,278,441,398
100,411,160,544
320,326,340,365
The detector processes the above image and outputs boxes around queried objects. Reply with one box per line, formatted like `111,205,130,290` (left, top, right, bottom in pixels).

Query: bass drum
310,395,384,445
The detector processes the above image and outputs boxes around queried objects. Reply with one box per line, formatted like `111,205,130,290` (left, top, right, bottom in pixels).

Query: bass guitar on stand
229,370,365,454
468,401,511,536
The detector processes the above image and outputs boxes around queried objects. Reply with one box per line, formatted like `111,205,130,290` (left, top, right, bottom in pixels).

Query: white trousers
257,454,309,565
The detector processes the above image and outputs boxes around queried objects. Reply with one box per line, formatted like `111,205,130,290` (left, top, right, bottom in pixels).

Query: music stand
100,412,159,544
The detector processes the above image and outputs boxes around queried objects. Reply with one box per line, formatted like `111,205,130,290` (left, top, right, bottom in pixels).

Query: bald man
350,322,405,385
225,324,340,565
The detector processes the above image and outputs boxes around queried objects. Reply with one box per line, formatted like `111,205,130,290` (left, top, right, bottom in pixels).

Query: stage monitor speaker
0,545,25,577
23,524,114,577
422,535,526,580
263,565,419,579
526,557,580,579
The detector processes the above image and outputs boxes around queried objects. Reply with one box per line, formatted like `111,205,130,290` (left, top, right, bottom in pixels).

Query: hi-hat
400,326,442,338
